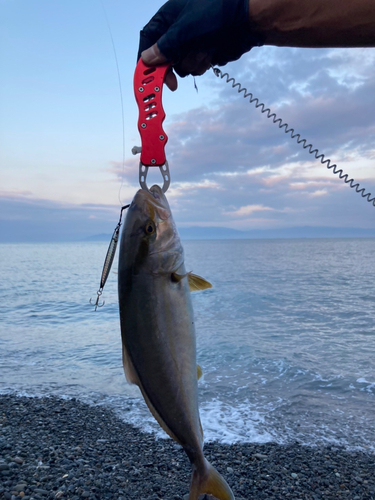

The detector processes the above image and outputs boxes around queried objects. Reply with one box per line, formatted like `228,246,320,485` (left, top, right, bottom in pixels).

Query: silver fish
118,185,234,500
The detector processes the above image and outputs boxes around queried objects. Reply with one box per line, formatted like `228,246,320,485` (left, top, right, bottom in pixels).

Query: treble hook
90,289,105,311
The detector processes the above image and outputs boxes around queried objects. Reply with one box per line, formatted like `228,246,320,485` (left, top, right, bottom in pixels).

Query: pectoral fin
188,273,212,292
171,272,189,283
197,364,203,380
172,272,212,292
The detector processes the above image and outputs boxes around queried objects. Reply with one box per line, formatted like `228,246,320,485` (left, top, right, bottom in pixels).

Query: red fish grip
134,59,170,167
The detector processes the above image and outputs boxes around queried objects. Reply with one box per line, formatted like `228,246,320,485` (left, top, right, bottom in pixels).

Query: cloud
141,46,375,231
109,158,139,185
224,204,276,217
161,47,375,185
107,47,375,231
308,189,328,198
0,192,120,242
0,189,33,198
2,47,375,242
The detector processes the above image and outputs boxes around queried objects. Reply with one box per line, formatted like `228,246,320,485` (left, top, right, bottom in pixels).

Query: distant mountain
180,226,375,239
85,226,375,241
178,226,246,240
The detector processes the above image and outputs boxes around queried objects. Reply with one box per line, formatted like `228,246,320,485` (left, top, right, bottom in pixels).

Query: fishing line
212,67,375,208
100,0,126,205
90,2,130,310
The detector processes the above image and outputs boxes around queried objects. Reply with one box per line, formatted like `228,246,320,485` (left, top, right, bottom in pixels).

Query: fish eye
144,221,156,235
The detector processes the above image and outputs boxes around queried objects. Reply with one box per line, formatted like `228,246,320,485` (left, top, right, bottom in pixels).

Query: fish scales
118,185,234,500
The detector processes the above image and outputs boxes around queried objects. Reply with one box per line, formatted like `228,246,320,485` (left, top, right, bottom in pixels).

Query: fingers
177,51,212,76
141,44,211,89
141,43,178,91
165,69,178,91
141,43,168,65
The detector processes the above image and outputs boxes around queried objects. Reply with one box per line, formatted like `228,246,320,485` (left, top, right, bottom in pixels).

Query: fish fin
122,346,182,445
122,345,183,444
188,273,212,292
122,341,182,444
171,272,212,292
189,459,234,500
122,345,139,386
197,365,203,380
199,417,204,441
171,271,189,283
138,384,182,445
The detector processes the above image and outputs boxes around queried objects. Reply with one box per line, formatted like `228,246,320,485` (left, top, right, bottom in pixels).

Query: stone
13,484,28,492
33,489,49,496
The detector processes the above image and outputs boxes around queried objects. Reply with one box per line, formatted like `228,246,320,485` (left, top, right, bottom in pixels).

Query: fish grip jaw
134,59,171,192
139,161,170,193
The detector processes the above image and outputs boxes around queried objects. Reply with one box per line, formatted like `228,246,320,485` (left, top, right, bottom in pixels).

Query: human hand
137,0,263,90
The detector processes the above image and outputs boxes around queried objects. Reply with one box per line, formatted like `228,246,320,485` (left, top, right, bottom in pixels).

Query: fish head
121,185,184,274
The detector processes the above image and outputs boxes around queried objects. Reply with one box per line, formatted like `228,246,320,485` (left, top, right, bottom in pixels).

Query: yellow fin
189,459,234,500
122,345,181,445
199,417,204,441
188,273,212,292
122,345,139,386
197,365,203,380
138,381,181,445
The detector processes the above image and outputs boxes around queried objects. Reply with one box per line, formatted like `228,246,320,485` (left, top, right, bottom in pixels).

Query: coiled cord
212,67,375,208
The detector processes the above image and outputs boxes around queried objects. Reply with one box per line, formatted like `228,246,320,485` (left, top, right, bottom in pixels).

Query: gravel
1,394,374,499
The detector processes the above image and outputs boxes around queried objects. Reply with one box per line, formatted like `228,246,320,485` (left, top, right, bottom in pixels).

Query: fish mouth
131,185,171,221
128,185,182,269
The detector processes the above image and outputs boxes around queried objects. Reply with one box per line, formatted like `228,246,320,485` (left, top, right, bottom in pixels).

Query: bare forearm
249,0,375,47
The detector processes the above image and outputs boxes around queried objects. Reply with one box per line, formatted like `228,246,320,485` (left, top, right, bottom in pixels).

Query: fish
118,185,235,500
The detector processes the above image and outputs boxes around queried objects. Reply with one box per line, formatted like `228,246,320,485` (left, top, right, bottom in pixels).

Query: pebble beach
1,395,374,500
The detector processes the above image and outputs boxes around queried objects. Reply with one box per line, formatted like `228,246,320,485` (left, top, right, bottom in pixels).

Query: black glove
137,0,264,77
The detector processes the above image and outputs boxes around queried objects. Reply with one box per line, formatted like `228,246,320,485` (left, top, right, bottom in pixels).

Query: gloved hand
137,0,263,80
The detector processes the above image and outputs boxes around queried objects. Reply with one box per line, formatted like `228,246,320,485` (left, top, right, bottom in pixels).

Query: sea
1,238,374,453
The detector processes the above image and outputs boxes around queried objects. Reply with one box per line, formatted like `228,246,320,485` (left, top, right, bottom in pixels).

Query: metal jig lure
90,204,129,311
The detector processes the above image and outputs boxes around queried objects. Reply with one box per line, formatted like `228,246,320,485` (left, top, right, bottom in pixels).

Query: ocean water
0,238,374,452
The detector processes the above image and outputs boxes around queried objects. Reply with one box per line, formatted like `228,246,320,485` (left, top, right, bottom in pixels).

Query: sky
1,0,375,242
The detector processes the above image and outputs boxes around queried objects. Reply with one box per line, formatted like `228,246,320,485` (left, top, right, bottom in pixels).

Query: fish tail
189,458,235,500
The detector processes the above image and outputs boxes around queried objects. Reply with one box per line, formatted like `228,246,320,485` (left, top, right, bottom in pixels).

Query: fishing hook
90,289,105,311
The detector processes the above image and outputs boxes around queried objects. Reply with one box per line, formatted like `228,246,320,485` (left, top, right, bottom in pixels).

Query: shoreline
1,394,374,499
